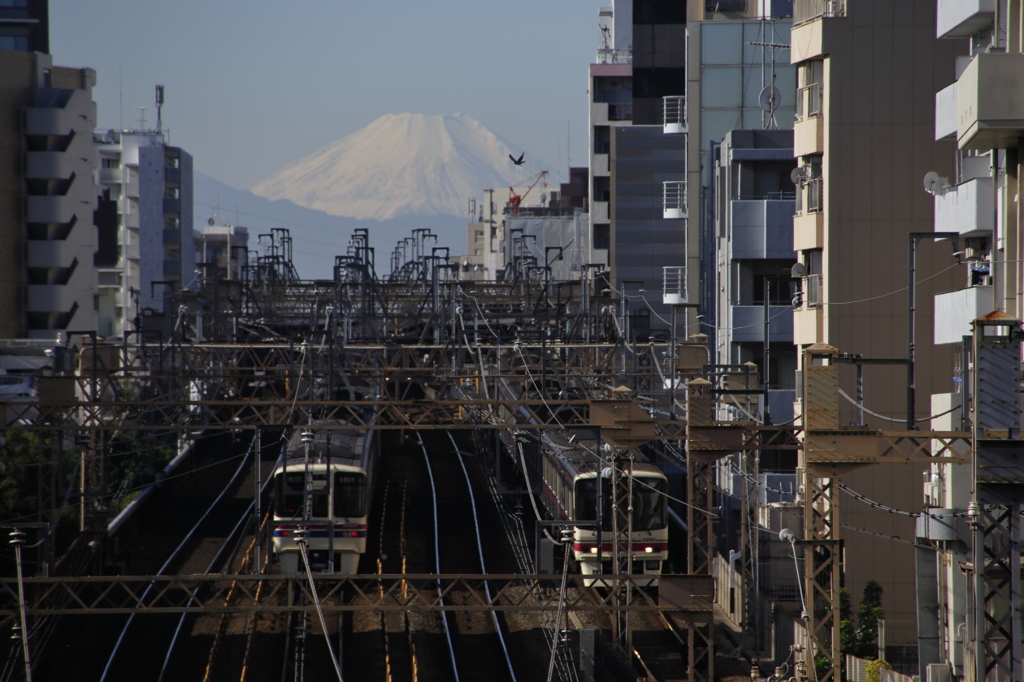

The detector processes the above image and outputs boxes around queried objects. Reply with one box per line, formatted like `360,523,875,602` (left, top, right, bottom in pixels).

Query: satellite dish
791,262,806,278
539,193,547,204
759,85,782,113
923,171,950,196
790,166,808,186
207,217,215,226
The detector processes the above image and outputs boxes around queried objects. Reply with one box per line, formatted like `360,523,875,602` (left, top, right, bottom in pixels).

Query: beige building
789,0,963,660
0,50,98,340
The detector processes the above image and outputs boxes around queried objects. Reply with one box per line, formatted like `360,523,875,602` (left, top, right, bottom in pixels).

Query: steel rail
446,431,518,682
415,431,461,682
156,447,280,682
98,436,256,682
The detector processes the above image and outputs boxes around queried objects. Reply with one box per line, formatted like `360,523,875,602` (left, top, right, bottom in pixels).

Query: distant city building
0,51,98,340
463,168,590,280
93,129,195,339
196,223,249,282
0,0,48,53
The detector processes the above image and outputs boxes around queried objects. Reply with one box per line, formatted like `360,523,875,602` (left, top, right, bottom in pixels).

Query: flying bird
509,152,525,166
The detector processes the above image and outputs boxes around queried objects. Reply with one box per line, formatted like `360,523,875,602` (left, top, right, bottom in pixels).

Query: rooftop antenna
135,106,147,132
118,68,123,133
155,85,164,133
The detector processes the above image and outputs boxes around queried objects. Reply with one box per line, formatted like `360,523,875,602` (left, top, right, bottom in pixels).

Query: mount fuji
251,113,551,220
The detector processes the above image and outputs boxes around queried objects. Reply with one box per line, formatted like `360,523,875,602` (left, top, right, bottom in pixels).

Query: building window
474,230,485,243
593,224,610,250
0,0,29,7
0,35,29,51
474,249,483,256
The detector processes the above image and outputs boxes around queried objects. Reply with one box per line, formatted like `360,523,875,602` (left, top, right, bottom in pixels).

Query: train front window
334,472,366,518
275,472,329,518
574,476,666,531
633,477,667,531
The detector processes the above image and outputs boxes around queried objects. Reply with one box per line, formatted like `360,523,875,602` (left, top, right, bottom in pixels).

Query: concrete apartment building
0,49,99,340
918,2,1024,680
590,1,797,334
93,129,195,339
712,128,798,422
196,223,249,282
788,0,964,665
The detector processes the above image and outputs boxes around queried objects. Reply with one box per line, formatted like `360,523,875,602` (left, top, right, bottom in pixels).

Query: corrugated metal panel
975,342,1020,431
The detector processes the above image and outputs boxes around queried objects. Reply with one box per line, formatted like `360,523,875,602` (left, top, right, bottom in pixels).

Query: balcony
608,103,632,122
793,0,845,27
164,166,180,184
936,0,995,39
99,168,122,184
662,266,687,305
934,285,994,344
663,96,687,134
592,200,609,223
935,82,957,141
663,181,686,219
934,177,994,237
956,52,1024,150
163,198,180,215
597,48,632,64
730,305,793,343
26,196,77,224
729,200,796,260
795,83,821,120
804,274,822,308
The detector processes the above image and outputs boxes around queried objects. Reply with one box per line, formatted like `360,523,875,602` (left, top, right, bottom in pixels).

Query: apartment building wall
923,2,1024,678
0,50,99,340
713,129,798,422
0,0,48,53
788,0,963,653
95,131,194,338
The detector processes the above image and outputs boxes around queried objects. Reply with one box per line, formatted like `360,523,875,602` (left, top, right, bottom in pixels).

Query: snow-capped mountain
251,113,549,220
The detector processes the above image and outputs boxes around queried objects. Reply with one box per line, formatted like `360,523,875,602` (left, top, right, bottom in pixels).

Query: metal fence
608,102,632,121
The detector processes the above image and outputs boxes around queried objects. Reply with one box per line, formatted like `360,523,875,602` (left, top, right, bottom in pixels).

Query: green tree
854,580,885,659
839,587,856,655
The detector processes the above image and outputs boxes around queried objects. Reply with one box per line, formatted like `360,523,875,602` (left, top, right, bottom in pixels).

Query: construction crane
508,170,548,216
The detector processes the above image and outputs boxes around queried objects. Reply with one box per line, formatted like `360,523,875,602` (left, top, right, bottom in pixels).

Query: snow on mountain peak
251,113,546,221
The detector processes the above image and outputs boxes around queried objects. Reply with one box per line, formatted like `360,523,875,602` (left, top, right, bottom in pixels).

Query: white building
196,223,249,281
93,130,194,339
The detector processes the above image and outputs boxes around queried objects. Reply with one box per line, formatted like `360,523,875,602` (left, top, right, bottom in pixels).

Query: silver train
271,425,378,574
513,430,669,582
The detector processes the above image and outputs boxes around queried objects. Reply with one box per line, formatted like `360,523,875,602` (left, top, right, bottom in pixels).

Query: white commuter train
272,424,378,574
514,430,669,582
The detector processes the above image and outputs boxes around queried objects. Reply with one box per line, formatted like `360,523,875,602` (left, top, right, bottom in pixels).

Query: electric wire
446,432,518,682
99,436,255,682
415,431,460,682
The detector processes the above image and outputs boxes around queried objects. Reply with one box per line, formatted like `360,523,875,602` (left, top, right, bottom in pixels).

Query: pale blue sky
50,0,600,191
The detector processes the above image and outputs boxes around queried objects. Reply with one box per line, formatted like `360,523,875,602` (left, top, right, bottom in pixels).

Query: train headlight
590,547,598,554
644,546,653,553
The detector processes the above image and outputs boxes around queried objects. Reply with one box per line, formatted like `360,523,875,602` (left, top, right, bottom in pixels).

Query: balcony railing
663,181,686,219
608,103,633,121
805,274,823,308
805,177,822,213
795,82,822,120
99,168,121,184
662,266,687,305
793,0,846,26
597,48,632,64
663,96,687,133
